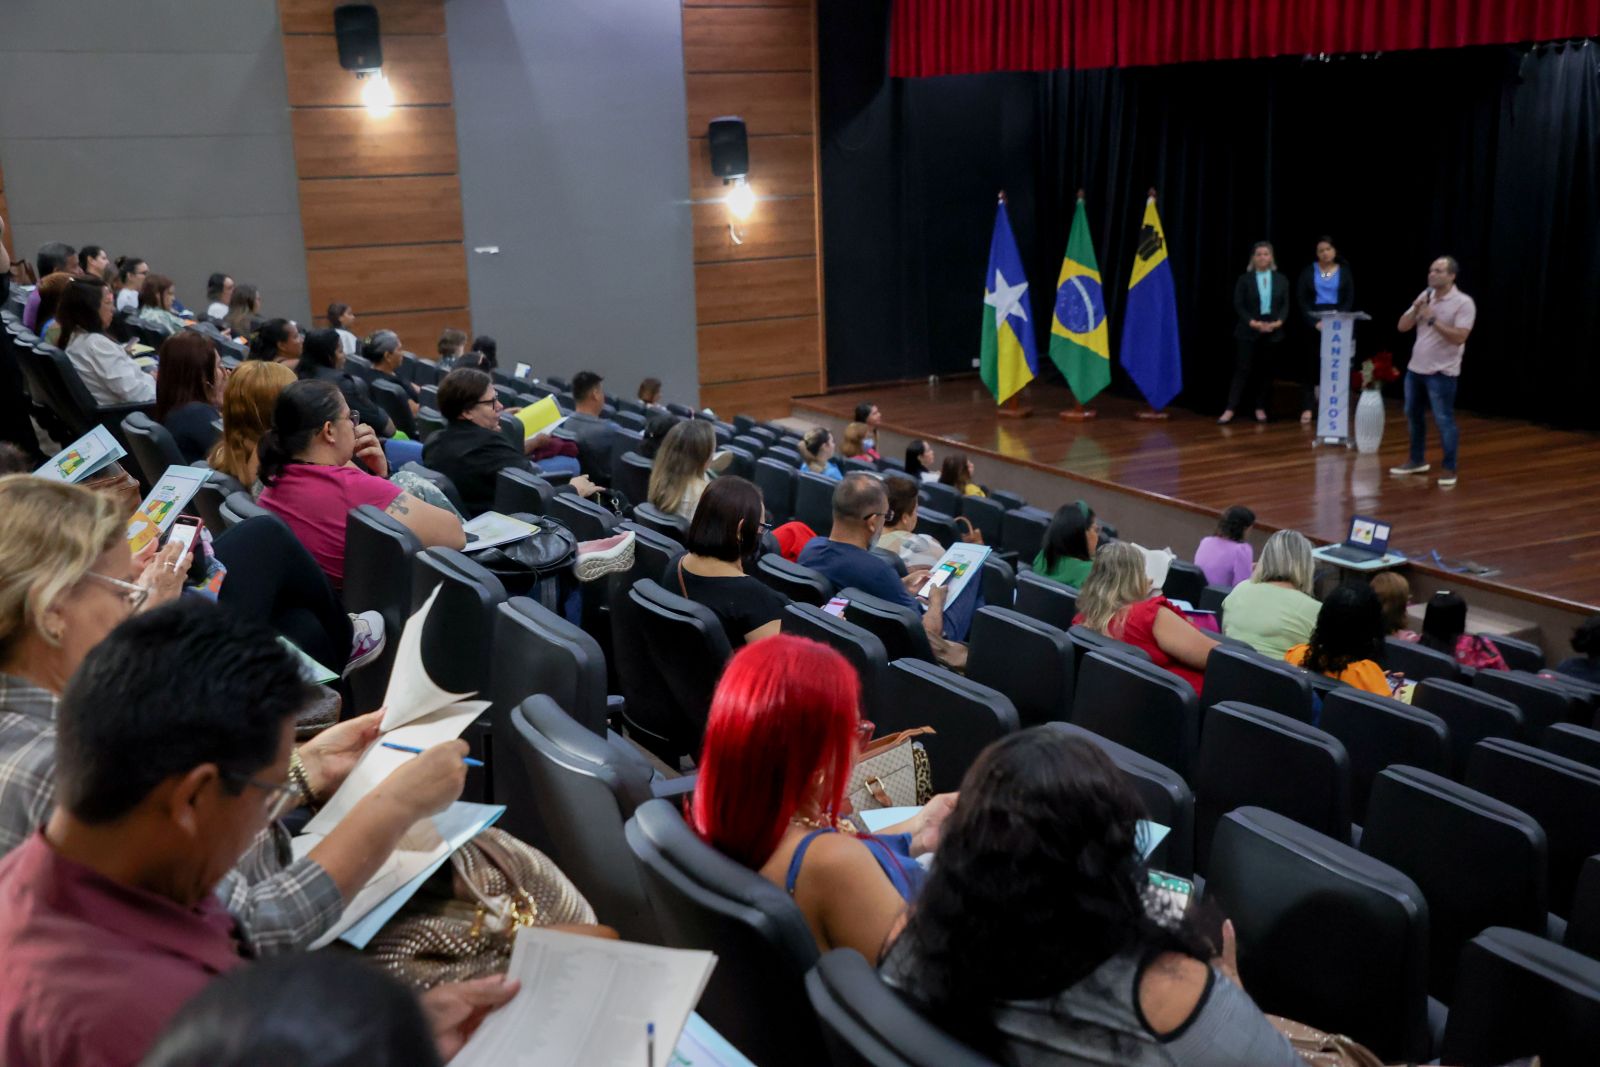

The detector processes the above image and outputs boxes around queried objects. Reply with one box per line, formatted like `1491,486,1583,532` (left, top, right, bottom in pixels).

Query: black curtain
819,6,1600,428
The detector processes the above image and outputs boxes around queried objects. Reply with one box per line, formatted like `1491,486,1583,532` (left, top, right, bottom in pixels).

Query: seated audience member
1412,590,1507,670
327,302,358,356
638,376,665,412
1221,529,1320,659
648,418,720,521
1033,501,1098,588
904,438,939,483
257,380,464,587
296,328,392,436
57,276,156,406
135,274,188,337
0,598,508,1065
154,332,226,464
226,283,263,337
1075,541,1217,694
798,427,844,481
882,729,1301,1066
204,272,233,323
248,317,303,369
638,412,679,460
940,453,986,497
1555,614,1600,686
878,474,945,571
29,270,75,344
853,401,883,461
114,255,149,313
77,245,109,281
1370,571,1416,639
21,242,75,330
1285,583,1391,695
690,635,953,959
667,476,786,646
422,368,535,517
470,334,498,370
566,369,619,479
436,327,468,367
1194,505,1256,589
207,360,297,489
360,330,420,436
841,421,873,461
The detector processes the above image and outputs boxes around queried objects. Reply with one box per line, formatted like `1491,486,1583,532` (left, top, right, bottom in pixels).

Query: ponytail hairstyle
798,428,833,473
249,318,294,362
257,379,345,487
295,328,343,378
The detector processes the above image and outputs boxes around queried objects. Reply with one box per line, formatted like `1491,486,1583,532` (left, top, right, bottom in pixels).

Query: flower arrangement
1352,350,1400,392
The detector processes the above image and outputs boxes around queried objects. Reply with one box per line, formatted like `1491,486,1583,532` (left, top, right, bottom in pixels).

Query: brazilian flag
979,198,1038,405
1048,196,1111,405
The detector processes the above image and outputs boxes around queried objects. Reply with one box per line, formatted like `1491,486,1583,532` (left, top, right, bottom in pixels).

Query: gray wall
445,0,700,405
0,0,309,323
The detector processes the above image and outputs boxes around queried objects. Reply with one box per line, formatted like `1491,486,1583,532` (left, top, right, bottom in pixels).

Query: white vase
1354,388,1385,454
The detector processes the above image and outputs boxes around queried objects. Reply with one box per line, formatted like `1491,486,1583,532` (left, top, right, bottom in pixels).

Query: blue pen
380,741,484,768
647,1021,655,1067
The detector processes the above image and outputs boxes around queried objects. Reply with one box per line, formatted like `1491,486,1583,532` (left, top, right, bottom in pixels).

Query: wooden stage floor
793,380,1600,610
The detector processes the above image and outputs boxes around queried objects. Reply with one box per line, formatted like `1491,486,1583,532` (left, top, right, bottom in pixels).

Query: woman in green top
1220,529,1321,659
1033,501,1098,588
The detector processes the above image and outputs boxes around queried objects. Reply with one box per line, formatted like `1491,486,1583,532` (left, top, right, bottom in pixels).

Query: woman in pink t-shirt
1073,542,1218,695
257,380,463,588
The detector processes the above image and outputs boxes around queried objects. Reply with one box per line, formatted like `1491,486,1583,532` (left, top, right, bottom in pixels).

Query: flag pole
1061,187,1097,422
1134,186,1171,421
995,189,1032,419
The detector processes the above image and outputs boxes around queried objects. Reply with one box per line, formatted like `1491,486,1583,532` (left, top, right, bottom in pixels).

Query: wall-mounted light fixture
334,4,390,117
708,117,753,244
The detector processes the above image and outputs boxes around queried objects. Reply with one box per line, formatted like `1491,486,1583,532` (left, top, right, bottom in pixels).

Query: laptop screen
1345,515,1392,553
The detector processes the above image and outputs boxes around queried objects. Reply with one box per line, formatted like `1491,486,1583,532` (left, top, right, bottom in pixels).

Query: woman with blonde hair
647,418,718,521
1370,571,1415,638
1220,529,1321,659
841,421,872,461
207,359,297,488
1074,541,1217,694
797,427,843,481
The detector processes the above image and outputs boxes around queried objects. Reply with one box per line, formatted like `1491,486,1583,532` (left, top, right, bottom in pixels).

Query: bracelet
287,750,321,813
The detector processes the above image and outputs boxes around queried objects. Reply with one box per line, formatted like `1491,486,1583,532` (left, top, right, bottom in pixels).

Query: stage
791,380,1600,614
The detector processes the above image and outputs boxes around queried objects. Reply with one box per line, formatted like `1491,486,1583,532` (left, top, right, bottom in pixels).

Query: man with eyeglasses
0,599,515,1067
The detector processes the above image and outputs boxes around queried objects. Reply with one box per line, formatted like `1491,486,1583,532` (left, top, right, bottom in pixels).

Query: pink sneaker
575,530,635,582
344,610,387,676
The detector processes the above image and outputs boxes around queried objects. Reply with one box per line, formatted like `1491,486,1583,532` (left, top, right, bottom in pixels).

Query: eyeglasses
469,397,503,411
224,772,305,822
82,571,149,613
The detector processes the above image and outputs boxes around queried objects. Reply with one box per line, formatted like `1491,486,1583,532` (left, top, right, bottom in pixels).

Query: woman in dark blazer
1294,236,1356,424
1221,241,1289,424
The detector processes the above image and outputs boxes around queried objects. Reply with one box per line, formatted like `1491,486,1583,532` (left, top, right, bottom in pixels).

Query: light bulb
361,73,394,117
726,179,756,222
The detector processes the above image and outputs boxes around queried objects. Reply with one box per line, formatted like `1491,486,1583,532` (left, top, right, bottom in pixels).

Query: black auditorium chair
1382,635,1463,684
1567,856,1600,961
219,490,269,530
608,572,693,765
665,401,695,419
1540,722,1600,770
1466,739,1600,920
1360,764,1548,1002
190,482,233,538
398,461,467,515
999,505,1051,562
987,488,1025,511
1206,807,1432,1064
871,546,909,577
917,480,960,515
1048,723,1196,878
630,502,690,544
494,467,557,516
1481,633,1545,672
212,514,349,681
1200,645,1314,724
547,490,619,543
120,411,185,485
838,457,876,477
719,444,754,480
1065,623,1152,671
370,377,417,438
967,607,1074,726
1474,669,1587,734
781,604,888,713
510,696,690,944
731,433,767,456
616,520,683,582
612,409,646,432
840,587,934,664
1161,559,1207,606
1319,688,1450,824
611,451,653,510
1197,583,1230,620
1193,702,1352,874
958,494,1005,547
629,580,731,755
792,471,838,535
1013,569,1078,630
766,445,803,470
753,457,798,522
979,554,1015,607
913,507,958,548
626,799,827,1067
875,660,1018,794
806,949,999,1067
756,554,833,606
1440,927,1600,1065
343,505,423,714
1412,677,1523,776
1071,650,1199,779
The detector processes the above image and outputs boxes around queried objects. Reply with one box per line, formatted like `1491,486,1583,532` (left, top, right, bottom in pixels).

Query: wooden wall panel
279,0,445,35
698,317,821,383
281,35,453,107
306,243,468,315
289,108,459,178
344,308,471,351
685,72,814,136
695,257,818,324
684,8,814,73
688,135,813,200
298,176,463,249
701,373,822,421
692,197,816,263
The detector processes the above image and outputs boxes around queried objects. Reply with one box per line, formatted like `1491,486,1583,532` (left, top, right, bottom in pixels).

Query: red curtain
889,0,1600,77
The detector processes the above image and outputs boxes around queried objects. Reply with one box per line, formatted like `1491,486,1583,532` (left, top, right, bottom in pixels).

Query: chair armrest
650,773,698,799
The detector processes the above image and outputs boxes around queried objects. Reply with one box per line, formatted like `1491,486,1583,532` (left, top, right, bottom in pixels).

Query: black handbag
472,516,578,602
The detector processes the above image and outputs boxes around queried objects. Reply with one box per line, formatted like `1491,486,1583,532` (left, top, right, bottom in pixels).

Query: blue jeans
1404,370,1458,472
384,437,425,468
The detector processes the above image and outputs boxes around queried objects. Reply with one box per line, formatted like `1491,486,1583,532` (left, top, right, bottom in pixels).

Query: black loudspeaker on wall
334,4,383,72
707,117,749,179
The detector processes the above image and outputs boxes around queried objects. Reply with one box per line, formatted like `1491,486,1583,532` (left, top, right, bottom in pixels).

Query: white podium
1312,310,1371,446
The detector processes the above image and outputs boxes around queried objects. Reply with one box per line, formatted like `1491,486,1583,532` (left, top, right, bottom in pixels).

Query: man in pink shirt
1390,256,1476,487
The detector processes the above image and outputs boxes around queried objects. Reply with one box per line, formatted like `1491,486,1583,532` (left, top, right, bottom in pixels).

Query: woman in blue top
690,635,954,961
1295,236,1356,425
797,426,844,481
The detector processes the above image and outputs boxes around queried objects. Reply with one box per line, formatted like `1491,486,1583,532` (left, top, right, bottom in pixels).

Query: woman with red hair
690,635,954,960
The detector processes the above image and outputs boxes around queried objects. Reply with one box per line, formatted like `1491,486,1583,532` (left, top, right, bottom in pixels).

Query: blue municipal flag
979,198,1038,405
1119,195,1183,411
1048,195,1111,405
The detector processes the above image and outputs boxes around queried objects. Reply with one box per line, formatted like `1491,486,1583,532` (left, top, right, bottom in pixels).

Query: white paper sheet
461,511,538,553
1133,543,1176,590
379,584,481,732
449,928,717,1067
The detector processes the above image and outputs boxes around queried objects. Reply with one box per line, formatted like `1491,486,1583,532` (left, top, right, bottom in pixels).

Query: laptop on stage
1322,515,1394,564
